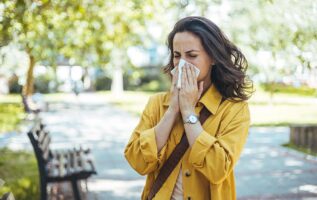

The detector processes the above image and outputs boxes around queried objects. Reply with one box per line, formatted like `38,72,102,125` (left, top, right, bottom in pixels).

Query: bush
0,103,24,133
34,75,52,93
124,67,170,92
8,74,22,94
0,148,40,200
261,83,317,96
95,75,112,91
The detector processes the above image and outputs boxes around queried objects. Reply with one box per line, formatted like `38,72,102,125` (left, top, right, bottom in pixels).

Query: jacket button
187,196,191,200
185,170,191,177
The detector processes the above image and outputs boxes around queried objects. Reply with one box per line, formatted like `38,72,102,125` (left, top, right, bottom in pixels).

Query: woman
124,16,253,200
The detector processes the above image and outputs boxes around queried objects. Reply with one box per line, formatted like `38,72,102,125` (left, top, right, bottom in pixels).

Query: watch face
189,115,198,123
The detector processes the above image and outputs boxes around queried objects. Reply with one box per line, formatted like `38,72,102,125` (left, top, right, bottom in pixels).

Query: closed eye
188,54,197,58
173,54,180,58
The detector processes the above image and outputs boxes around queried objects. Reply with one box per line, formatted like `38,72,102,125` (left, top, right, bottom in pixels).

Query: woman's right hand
169,66,180,115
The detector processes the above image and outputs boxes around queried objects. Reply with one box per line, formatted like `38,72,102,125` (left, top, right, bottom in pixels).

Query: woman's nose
176,58,187,65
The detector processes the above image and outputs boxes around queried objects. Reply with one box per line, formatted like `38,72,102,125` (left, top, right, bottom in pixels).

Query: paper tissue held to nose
171,59,200,88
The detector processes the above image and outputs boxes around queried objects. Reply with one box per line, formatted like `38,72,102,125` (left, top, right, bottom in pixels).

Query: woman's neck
201,78,212,95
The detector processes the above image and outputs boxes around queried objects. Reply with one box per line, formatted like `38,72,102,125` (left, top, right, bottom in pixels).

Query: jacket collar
163,84,223,115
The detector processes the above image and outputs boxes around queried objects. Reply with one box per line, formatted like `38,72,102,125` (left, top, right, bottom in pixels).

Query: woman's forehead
173,32,203,51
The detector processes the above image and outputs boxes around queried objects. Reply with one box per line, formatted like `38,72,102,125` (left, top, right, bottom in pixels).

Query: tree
1,0,168,95
0,0,70,95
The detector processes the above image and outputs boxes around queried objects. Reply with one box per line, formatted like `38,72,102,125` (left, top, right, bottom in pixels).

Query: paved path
1,93,317,199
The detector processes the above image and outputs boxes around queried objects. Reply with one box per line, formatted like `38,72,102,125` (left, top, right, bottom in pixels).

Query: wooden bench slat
74,147,96,172
37,129,46,143
58,150,66,177
41,136,51,161
72,152,80,171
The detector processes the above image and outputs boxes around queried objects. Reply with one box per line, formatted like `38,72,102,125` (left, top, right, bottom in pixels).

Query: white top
171,168,183,200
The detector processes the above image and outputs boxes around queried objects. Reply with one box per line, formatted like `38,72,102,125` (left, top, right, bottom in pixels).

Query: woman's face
172,31,214,83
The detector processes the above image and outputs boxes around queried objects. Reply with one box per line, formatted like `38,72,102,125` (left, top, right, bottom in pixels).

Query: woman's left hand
179,63,204,117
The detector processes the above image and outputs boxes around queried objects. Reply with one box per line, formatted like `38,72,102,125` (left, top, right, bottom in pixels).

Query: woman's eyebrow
185,50,200,53
173,50,200,54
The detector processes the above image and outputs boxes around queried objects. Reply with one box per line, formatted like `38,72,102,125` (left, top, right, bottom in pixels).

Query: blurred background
0,0,316,199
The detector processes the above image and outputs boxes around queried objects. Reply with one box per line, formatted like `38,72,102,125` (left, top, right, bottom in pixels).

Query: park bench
27,121,97,200
21,94,41,114
290,124,317,153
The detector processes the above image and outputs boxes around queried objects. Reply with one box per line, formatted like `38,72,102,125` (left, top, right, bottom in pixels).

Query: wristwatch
184,114,199,124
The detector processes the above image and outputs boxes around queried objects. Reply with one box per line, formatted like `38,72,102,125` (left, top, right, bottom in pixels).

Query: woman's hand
168,66,180,115
179,63,204,117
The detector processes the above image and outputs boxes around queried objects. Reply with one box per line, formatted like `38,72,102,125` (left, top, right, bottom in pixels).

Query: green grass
0,148,40,200
249,86,317,126
97,91,155,116
282,143,317,156
0,103,25,134
261,83,317,96
0,94,21,103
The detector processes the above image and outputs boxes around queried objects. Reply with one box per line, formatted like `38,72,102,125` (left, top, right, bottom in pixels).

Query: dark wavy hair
163,16,253,101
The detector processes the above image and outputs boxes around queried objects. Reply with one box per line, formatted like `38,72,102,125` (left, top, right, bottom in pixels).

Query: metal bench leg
71,179,81,200
85,179,88,192
40,181,47,200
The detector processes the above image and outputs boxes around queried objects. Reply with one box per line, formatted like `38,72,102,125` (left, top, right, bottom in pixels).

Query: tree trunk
22,52,35,96
111,48,124,96
52,65,58,92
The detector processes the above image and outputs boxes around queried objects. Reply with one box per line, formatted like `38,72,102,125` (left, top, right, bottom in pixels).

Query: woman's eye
189,55,197,58
173,55,180,58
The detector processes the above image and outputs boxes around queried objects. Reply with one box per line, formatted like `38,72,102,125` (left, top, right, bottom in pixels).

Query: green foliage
34,74,52,93
140,80,162,92
1,0,168,95
0,103,24,133
0,148,39,200
261,83,317,96
222,0,317,81
123,67,170,92
139,75,170,92
95,75,112,91
8,74,22,94
0,0,153,68
282,143,317,156
1,0,316,94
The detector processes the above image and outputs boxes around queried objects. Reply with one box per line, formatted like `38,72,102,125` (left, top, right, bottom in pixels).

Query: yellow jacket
124,85,250,200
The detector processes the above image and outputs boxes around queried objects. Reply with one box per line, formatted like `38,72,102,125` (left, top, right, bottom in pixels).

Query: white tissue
170,59,200,88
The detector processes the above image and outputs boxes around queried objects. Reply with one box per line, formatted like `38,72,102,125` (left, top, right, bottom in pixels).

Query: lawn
0,103,25,133
0,148,39,199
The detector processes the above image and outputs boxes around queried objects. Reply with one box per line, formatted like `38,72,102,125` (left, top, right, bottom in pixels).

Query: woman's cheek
197,68,208,81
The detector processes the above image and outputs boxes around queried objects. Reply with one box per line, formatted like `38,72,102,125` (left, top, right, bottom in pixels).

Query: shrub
261,83,317,96
8,74,22,94
0,103,24,133
34,75,52,93
0,148,40,200
95,75,112,91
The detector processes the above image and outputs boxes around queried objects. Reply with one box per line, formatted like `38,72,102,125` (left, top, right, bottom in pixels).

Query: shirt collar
163,84,223,115
198,84,223,114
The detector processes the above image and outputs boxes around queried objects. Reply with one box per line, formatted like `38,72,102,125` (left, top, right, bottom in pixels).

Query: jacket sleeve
124,95,167,175
188,102,250,184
